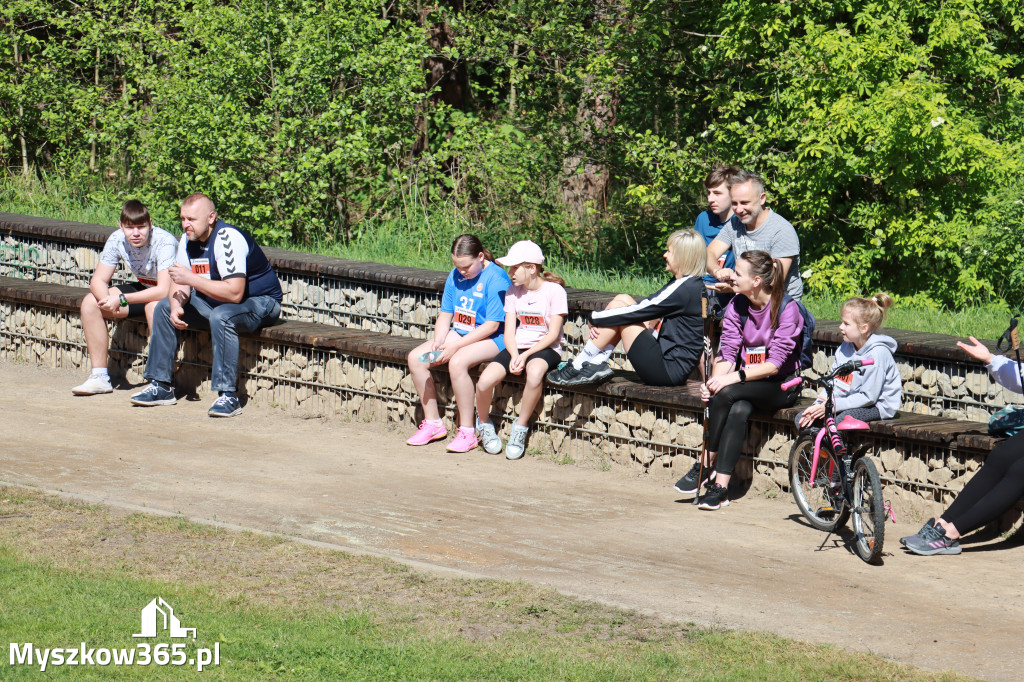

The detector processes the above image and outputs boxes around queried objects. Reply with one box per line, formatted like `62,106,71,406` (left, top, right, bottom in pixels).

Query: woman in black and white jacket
547,229,706,387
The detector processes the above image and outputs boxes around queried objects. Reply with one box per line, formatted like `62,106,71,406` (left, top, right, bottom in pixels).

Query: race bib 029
453,307,476,333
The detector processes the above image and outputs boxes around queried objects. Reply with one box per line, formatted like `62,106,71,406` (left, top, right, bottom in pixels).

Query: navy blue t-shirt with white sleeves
175,219,283,307
693,210,738,287
440,260,511,352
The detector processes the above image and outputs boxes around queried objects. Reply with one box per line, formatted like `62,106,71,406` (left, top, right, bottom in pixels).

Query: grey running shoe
698,482,730,510
477,420,503,455
130,381,177,406
905,523,961,556
72,374,113,396
546,361,614,387
208,392,242,418
674,461,716,495
900,518,935,547
505,424,530,460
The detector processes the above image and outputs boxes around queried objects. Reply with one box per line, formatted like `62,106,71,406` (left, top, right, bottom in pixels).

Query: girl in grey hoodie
797,293,902,428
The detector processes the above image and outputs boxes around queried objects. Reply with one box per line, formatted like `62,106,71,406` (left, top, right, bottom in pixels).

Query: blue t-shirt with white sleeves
440,260,511,351
693,210,739,286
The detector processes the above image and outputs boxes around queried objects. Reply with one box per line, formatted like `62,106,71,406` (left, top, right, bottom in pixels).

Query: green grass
0,170,1011,340
0,488,968,681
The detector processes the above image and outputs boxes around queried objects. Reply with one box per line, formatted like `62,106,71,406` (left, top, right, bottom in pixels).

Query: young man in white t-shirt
72,200,178,395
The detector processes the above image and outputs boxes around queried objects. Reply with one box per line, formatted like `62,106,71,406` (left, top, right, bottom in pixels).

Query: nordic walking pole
997,316,1023,391
694,291,717,505
1013,320,1023,392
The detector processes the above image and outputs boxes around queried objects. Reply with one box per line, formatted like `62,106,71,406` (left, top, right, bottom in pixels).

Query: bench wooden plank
0,275,1004,455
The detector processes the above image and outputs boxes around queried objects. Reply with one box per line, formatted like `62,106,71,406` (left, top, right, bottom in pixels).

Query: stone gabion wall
0,299,995,520
3,232,1019,421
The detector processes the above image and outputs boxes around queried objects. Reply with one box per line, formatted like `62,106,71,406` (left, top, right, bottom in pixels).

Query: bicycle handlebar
779,358,875,393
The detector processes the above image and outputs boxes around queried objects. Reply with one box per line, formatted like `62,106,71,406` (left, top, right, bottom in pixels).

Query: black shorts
118,281,149,318
626,329,676,386
492,347,562,374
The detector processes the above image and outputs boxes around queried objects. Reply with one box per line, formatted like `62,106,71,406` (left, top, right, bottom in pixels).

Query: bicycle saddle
836,415,871,431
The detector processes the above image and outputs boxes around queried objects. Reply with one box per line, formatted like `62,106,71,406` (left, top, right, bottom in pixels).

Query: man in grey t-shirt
706,169,803,301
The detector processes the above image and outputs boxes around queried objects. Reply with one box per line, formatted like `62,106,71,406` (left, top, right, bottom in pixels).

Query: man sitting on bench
130,193,283,418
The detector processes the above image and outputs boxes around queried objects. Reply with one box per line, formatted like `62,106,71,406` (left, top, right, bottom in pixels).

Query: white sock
573,342,614,369
427,418,444,426
92,368,109,378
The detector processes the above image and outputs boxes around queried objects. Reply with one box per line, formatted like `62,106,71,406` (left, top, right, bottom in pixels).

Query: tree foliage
2,0,1023,307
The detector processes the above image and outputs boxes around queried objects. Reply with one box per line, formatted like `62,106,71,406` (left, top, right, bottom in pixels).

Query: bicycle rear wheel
851,457,885,564
788,435,848,532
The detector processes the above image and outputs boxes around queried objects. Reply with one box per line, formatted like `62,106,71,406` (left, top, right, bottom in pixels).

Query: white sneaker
477,420,503,455
505,424,530,460
72,374,113,395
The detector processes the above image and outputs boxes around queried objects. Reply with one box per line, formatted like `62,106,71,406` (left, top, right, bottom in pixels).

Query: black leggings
706,379,799,476
943,431,1024,535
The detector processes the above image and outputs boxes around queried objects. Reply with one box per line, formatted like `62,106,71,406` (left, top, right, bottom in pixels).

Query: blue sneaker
130,382,176,406
208,392,242,418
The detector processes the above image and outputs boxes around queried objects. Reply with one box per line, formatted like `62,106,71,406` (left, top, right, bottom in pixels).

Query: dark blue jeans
144,294,281,393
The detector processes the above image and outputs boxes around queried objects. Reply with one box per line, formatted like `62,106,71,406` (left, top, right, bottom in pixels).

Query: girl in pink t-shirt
475,240,568,460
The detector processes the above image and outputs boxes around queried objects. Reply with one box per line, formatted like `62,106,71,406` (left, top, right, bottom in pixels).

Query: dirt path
2,362,1021,680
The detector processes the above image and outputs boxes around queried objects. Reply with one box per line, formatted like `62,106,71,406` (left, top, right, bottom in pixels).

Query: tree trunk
89,47,99,172
14,40,30,176
560,75,617,221
560,1,622,226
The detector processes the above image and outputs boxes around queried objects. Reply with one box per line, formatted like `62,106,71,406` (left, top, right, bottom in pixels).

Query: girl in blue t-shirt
406,234,511,452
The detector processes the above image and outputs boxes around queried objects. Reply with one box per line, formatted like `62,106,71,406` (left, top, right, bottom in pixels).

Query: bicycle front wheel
788,435,848,532
851,457,885,564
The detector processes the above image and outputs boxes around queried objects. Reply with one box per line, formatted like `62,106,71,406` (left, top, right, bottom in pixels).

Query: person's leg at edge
712,399,754,489
207,296,280,394
710,381,799,488
935,434,1024,540
407,335,450,423
80,289,130,373
448,339,500,428
475,358,509,424
835,406,881,422
573,294,642,368
517,356,551,426
142,297,181,386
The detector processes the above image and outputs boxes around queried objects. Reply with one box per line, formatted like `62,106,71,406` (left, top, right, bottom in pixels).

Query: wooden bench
0,274,999,457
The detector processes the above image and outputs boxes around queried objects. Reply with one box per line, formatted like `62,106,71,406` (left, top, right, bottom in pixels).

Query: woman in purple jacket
683,249,803,510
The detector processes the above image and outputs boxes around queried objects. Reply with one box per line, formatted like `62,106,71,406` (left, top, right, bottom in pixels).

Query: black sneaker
698,483,730,510
546,361,614,387
674,462,716,495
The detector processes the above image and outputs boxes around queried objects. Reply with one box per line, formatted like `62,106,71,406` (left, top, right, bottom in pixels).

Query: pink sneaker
407,421,447,446
446,427,479,453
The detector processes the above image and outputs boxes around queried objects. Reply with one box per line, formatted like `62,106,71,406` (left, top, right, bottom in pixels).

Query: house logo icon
133,597,196,639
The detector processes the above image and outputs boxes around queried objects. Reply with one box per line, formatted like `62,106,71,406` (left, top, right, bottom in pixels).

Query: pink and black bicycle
783,358,887,564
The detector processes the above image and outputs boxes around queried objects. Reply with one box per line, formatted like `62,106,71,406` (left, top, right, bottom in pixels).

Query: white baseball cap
496,240,545,266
